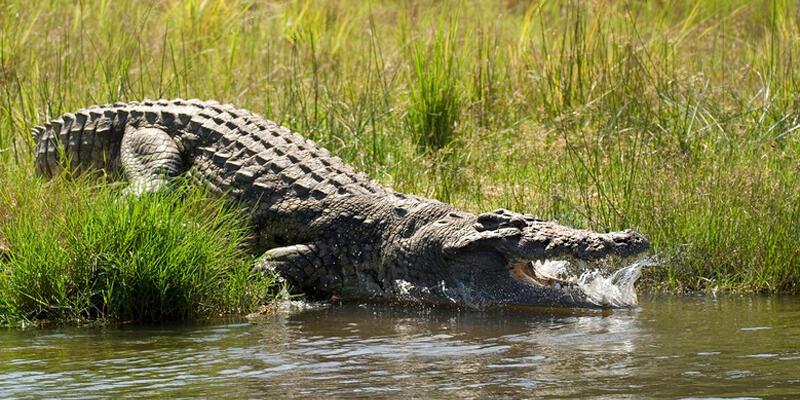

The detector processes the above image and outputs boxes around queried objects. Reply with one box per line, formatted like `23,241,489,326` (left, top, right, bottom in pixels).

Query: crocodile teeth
509,259,581,290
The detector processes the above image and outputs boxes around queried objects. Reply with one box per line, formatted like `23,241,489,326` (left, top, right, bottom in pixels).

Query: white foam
534,256,656,307
579,257,656,307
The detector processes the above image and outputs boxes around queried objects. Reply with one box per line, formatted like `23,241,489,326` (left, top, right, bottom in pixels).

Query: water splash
577,262,642,308
534,256,658,308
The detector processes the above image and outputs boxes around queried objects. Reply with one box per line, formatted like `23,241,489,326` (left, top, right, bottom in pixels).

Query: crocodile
32,99,650,308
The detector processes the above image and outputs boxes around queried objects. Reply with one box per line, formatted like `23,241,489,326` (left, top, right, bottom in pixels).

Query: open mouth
508,256,653,307
509,259,579,290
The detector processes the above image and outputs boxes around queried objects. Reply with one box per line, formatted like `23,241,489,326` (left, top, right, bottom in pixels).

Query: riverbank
1,0,799,324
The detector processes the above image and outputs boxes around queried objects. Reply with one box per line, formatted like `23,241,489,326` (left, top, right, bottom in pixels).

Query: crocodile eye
476,210,528,231
476,212,506,229
509,217,526,229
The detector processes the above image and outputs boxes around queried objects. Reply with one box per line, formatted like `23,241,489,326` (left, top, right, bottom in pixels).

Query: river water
2,296,799,399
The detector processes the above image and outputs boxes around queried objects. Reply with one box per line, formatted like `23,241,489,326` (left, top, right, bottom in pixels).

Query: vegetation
0,171,280,327
1,0,799,323
407,22,463,151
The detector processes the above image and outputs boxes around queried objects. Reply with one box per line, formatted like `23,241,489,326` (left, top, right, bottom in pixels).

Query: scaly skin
33,99,650,308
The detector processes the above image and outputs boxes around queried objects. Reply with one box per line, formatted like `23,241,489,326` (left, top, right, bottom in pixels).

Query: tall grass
407,23,463,151
0,171,278,327
1,0,799,294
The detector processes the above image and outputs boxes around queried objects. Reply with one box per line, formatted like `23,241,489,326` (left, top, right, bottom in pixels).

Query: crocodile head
417,208,650,308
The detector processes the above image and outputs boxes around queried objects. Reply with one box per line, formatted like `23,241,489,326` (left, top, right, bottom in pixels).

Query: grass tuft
406,22,463,151
0,172,277,327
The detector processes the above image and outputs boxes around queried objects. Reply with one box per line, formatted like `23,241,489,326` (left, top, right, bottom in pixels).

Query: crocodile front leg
253,243,343,298
120,126,185,194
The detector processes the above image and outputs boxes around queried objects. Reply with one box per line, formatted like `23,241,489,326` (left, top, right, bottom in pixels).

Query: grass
0,171,280,327
407,22,462,151
0,0,799,312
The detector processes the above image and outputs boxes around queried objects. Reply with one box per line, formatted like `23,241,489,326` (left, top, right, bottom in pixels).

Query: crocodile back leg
120,126,185,194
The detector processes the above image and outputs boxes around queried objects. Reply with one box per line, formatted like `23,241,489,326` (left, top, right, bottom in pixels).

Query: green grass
407,22,462,151
0,171,279,327
1,0,799,305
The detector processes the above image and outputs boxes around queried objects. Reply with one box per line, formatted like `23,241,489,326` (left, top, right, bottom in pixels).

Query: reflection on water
2,296,800,398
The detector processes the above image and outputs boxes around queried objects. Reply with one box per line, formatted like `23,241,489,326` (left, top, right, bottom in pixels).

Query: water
2,296,800,399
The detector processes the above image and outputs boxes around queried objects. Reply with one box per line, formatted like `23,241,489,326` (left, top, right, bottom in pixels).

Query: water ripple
1,297,800,398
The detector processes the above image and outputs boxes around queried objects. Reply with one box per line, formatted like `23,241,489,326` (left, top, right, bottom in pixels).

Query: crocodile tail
34,104,127,178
